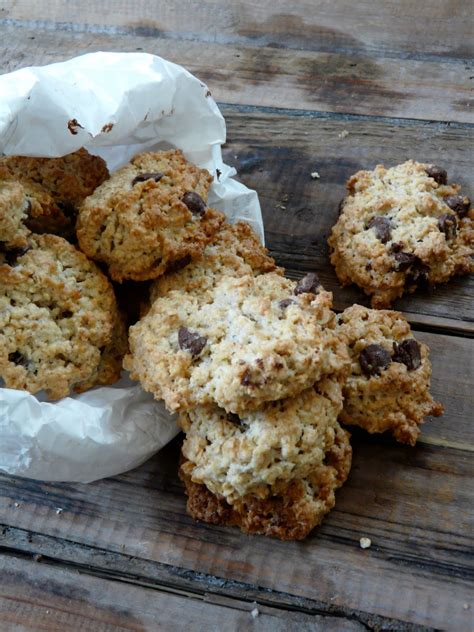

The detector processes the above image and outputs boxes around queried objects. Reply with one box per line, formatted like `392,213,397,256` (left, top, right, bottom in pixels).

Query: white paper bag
0,52,264,482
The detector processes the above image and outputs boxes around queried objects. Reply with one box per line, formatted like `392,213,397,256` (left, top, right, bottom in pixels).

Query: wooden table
1,2,473,630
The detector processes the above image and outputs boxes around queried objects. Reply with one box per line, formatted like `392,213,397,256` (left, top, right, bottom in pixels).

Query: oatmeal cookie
179,377,345,502
124,272,349,413
328,160,473,307
0,179,69,249
337,304,443,445
180,396,352,540
74,304,128,394
149,221,282,304
0,234,123,399
77,149,224,281
0,148,109,240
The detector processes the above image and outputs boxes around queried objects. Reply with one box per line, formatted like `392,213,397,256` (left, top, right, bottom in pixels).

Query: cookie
0,148,109,240
328,160,474,307
337,304,444,445
179,377,346,501
124,272,349,413
149,221,282,304
179,403,351,541
77,149,224,281
0,234,123,400
74,304,128,394
0,179,68,249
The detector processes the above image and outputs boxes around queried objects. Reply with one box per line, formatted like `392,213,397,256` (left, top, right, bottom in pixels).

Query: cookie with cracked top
328,160,473,308
124,272,349,413
0,234,125,400
337,304,443,445
77,149,224,281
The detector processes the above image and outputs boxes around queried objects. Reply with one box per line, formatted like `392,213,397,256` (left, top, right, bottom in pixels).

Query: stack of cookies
124,227,353,540
2,148,463,541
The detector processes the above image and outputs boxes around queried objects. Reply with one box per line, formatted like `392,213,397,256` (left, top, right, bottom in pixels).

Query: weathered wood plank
0,554,369,632
0,442,472,629
221,108,474,331
0,326,472,631
0,23,472,123
0,531,430,632
1,0,472,59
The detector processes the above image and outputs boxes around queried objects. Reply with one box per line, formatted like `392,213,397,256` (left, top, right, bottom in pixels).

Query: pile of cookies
2,149,470,541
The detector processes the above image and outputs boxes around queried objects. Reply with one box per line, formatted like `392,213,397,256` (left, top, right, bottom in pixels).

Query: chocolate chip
57,201,77,219
226,412,242,426
279,298,295,310
8,351,28,366
359,344,391,376
389,242,404,254
60,310,73,319
241,369,253,386
406,261,430,287
367,216,392,244
178,327,207,356
438,213,457,240
1,244,31,266
393,339,421,371
425,165,447,185
294,272,321,295
182,191,207,216
393,252,419,272
132,172,164,186
166,254,192,274
445,195,470,218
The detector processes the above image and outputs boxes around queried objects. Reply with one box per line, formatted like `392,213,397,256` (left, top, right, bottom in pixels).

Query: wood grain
0,554,369,631
1,328,472,630
1,441,472,630
1,0,473,59
0,22,472,123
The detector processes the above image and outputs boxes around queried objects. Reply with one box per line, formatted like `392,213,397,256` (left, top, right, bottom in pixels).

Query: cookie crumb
56,508,63,514
338,130,349,139
251,608,259,618
359,536,371,549
311,171,320,180
463,603,470,610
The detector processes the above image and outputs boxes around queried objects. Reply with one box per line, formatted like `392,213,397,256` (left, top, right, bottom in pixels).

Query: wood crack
0,533,428,631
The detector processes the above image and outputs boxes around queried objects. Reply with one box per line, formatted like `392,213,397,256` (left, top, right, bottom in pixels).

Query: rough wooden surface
1,555,371,632
0,1,473,630
0,23,472,123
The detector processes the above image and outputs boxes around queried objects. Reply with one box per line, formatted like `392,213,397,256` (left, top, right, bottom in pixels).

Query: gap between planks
0,531,424,632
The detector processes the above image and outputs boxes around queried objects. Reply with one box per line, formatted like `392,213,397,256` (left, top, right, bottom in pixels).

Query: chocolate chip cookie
149,221,282,304
179,382,351,540
77,149,224,281
0,148,109,241
0,234,124,399
328,160,473,307
337,304,443,445
124,272,349,413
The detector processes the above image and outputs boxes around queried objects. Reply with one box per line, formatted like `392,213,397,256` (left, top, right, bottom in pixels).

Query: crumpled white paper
0,52,264,482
